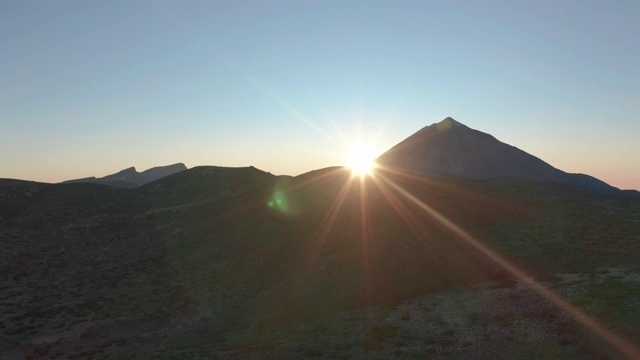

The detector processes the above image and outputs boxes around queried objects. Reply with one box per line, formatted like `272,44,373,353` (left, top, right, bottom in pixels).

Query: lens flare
347,146,377,177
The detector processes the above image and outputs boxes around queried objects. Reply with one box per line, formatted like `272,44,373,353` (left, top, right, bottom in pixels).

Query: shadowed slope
2,164,640,358
171,167,533,326
137,165,280,211
377,117,619,193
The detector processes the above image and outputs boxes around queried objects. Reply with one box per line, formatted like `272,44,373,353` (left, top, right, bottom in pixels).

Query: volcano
377,117,619,193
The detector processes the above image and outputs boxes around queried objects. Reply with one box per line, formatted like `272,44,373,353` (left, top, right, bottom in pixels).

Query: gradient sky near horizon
2,1,639,189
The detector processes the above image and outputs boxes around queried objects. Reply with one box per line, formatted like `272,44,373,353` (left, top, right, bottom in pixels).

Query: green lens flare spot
268,188,291,214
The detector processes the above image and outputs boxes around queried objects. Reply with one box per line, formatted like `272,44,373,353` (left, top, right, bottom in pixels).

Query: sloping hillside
2,166,639,358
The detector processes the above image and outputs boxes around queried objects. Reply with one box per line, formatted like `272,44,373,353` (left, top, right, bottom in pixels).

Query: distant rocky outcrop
62,163,187,188
377,117,620,193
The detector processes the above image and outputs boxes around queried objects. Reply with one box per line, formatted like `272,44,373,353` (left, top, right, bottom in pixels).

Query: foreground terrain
1,166,639,359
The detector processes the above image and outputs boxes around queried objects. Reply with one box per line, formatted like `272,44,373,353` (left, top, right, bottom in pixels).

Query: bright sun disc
347,146,377,176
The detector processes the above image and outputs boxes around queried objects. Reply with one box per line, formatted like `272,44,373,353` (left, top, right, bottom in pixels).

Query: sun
347,145,377,177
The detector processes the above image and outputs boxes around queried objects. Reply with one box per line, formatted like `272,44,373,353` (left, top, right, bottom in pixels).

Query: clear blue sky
2,0,639,189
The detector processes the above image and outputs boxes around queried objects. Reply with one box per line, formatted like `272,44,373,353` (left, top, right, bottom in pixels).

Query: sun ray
302,174,356,274
358,176,372,304
377,172,640,359
369,175,446,260
376,164,520,209
244,74,336,142
282,166,345,193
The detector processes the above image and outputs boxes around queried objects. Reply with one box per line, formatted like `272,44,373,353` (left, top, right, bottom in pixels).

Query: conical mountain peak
435,117,466,131
377,117,619,193
439,117,461,125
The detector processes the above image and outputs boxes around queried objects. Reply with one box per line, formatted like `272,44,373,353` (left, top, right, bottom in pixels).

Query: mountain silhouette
3,124,640,358
377,117,619,193
3,164,640,358
62,163,187,188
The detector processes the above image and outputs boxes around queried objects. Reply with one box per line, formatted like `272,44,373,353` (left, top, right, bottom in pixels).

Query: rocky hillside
1,165,639,358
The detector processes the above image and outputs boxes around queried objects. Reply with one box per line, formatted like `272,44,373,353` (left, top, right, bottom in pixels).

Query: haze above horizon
2,1,639,190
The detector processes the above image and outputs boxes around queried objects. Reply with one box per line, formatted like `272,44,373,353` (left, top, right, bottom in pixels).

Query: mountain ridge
61,163,187,188
2,158,640,358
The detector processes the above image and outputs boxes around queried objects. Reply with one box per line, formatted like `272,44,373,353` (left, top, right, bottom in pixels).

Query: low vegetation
1,170,639,358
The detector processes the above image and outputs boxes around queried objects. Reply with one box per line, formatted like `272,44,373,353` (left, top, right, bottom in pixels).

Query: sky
1,0,639,189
